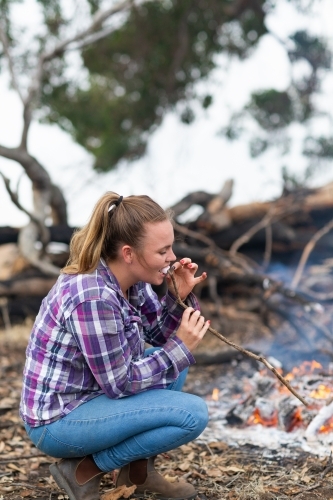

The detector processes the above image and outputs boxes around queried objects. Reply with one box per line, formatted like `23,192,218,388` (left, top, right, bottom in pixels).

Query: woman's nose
169,249,176,261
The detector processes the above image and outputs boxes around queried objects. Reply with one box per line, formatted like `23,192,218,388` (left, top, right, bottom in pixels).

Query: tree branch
291,218,333,289
0,172,49,246
20,0,133,147
167,269,308,407
0,20,24,103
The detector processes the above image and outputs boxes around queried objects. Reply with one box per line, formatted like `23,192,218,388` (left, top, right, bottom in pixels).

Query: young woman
20,192,210,500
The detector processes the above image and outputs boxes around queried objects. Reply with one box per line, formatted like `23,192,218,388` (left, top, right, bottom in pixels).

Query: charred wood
0,225,75,246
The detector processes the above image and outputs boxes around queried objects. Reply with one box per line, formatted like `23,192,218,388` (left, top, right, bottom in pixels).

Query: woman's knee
196,397,209,430
185,394,209,433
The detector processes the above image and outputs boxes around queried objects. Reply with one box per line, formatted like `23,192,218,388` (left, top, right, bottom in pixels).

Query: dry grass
2,326,333,499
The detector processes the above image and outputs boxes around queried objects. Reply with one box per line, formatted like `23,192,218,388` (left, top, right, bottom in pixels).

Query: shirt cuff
165,290,200,316
163,335,196,370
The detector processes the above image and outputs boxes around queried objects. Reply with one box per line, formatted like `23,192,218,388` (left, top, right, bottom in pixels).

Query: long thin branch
229,205,278,255
20,0,132,147
229,195,304,256
291,218,333,289
173,221,259,274
42,0,132,62
262,223,272,271
168,270,308,407
0,171,48,244
0,20,24,103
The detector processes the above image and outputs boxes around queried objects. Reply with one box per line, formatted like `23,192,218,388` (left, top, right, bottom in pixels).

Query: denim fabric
24,349,208,472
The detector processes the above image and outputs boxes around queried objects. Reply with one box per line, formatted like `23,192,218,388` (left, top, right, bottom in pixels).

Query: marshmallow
160,266,170,275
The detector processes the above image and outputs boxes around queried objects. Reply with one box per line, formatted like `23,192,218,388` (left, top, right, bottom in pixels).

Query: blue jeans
24,350,208,472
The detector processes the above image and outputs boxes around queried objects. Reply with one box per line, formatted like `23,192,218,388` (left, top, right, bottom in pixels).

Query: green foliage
2,0,331,181
202,94,213,109
40,0,267,171
242,27,332,182
87,0,101,15
303,136,333,159
281,164,318,191
250,137,268,158
289,30,331,71
248,90,293,130
36,0,65,36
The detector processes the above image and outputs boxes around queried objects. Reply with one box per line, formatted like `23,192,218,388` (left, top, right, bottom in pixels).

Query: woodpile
1,180,333,367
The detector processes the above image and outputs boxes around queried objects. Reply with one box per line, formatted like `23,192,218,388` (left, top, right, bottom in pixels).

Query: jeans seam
60,405,196,425
36,428,47,449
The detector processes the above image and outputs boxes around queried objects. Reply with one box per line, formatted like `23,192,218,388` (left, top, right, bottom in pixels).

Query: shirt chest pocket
123,315,144,360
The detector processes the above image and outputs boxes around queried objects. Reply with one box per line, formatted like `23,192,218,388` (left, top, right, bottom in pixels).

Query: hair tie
108,195,123,212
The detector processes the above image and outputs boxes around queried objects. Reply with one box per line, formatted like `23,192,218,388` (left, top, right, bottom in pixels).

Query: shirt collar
97,259,145,307
98,258,121,292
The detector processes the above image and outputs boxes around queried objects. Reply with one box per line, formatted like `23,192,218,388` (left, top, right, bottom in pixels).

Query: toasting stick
167,269,308,407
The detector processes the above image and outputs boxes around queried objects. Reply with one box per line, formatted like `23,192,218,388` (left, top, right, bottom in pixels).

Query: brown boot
49,456,105,500
116,456,197,499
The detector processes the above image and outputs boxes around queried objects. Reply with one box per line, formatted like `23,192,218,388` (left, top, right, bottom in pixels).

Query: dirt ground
1,325,333,500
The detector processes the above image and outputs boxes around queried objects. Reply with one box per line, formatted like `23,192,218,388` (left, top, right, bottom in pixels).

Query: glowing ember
211,388,219,401
310,384,332,399
319,416,333,434
285,407,304,432
247,408,279,427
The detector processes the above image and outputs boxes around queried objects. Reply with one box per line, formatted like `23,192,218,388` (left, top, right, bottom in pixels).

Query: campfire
199,358,333,457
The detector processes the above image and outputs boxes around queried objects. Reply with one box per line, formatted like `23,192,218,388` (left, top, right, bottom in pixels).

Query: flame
247,408,278,427
285,360,323,381
211,388,219,401
319,416,333,434
310,384,332,399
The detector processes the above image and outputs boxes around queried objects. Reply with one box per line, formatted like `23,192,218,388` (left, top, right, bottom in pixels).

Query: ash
185,357,333,458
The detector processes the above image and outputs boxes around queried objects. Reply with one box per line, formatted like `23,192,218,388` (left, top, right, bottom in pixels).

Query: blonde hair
62,192,172,274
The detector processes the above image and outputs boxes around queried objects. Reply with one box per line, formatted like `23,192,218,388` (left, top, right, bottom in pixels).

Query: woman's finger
192,272,207,284
181,307,194,322
186,262,198,272
180,258,192,266
188,310,201,326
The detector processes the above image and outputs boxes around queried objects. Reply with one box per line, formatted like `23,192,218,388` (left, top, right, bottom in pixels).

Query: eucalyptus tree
0,0,331,275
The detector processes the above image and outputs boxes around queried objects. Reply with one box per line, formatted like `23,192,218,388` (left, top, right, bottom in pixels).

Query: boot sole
49,463,78,500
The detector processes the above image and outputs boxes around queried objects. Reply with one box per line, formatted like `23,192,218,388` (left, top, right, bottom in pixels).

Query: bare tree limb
291,218,333,289
68,24,119,51
42,0,132,62
20,0,132,148
262,223,272,271
0,20,24,103
0,171,49,245
230,205,279,255
0,172,60,276
173,221,259,274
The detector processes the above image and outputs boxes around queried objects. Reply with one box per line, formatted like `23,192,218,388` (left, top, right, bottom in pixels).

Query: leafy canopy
40,0,267,171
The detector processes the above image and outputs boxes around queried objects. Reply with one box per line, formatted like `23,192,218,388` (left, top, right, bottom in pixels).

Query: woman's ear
121,245,133,264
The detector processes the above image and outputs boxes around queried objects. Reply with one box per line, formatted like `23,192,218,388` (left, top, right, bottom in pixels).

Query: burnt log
0,225,75,246
0,276,57,297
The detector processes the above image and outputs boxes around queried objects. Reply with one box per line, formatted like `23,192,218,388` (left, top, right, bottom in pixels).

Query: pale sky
0,0,333,228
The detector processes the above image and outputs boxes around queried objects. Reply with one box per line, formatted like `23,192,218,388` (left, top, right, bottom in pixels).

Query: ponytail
62,192,172,274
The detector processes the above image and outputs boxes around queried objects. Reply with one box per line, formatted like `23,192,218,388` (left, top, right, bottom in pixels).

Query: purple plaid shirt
20,260,198,427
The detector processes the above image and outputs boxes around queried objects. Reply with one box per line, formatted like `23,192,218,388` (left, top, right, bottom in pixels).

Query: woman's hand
166,258,207,300
176,307,210,352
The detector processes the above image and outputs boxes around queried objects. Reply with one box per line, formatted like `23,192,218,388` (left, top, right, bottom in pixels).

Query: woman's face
131,220,176,285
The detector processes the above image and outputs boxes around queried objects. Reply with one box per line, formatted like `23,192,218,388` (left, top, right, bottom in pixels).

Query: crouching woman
20,192,210,500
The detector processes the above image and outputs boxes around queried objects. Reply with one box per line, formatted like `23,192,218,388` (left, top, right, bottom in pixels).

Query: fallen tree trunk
0,276,56,297
0,225,74,246
1,181,333,371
